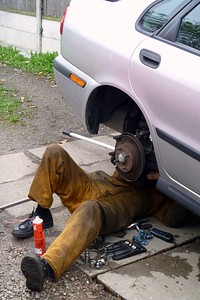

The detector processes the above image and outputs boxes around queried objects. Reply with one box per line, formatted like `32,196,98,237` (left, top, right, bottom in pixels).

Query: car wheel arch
85,84,159,173
85,84,150,134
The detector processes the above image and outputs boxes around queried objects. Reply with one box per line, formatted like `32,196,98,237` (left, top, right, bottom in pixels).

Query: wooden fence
0,0,70,18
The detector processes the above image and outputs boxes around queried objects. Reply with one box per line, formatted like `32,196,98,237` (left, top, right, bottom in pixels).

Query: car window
139,0,185,33
176,4,200,51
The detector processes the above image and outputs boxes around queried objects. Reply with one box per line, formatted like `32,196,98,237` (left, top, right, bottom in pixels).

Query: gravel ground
0,210,121,299
0,65,120,299
0,64,114,155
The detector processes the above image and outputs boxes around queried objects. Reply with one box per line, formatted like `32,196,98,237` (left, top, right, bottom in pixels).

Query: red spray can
32,216,46,256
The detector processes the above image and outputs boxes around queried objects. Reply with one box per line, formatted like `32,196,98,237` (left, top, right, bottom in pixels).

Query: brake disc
113,133,145,181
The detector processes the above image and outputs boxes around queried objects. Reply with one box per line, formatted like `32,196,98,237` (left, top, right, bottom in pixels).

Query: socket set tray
104,239,147,260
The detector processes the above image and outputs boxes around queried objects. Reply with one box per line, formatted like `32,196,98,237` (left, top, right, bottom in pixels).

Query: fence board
0,0,69,18
0,0,36,13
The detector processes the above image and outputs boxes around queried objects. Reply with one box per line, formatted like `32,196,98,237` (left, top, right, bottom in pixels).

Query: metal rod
0,198,30,211
62,130,115,151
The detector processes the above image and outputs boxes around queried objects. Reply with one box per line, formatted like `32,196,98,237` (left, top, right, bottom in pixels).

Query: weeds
0,45,57,126
0,83,22,125
0,45,58,79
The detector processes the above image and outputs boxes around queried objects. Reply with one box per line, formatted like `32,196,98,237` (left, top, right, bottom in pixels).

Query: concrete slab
29,135,116,168
97,241,200,300
0,179,62,218
77,216,200,278
29,143,115,176
0,177,33,216
0,152,37,184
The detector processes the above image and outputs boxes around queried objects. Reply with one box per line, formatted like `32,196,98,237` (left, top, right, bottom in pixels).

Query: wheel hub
113,133,145,181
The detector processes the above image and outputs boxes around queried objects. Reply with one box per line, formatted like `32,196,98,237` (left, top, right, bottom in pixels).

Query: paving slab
97,241,200,300
29,135,116,169
77,216,200,277
0,152,37,184
0,177,62,217
0,177,33,216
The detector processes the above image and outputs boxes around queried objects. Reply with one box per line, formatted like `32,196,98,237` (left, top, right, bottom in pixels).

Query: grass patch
0,45,58,79
0,45,57,126
0,82,35,127
0,82,23,125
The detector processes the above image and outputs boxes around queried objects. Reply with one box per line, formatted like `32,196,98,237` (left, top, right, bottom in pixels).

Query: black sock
41,259,55,280
35,204,53,223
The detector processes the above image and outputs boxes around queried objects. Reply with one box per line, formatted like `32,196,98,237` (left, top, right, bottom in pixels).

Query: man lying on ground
12,144,188,292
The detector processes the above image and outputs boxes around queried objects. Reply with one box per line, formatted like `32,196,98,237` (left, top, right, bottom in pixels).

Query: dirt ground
0,65,120,299
0,65,113,155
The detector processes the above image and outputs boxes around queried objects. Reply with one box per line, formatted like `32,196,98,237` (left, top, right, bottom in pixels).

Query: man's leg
12,144,103,238
21,200,102,291
21,186,164,287
41,190,144,279
41,187,167,275
42,200,102,277
28,144,99,211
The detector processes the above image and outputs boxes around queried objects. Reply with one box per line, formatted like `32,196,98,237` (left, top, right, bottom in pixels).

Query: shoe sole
21,253,45,292
12,221,54,239
11,229,33,238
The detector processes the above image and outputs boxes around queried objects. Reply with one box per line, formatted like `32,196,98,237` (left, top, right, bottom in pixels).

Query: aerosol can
32,216,46,256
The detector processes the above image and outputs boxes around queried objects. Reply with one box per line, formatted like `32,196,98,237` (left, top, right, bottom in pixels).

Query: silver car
54,0,200,215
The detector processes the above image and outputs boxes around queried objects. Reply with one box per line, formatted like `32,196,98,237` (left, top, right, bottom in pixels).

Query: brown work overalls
28,144,187,278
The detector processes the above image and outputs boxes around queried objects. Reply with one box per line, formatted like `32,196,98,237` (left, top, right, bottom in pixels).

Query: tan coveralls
28,144,187,278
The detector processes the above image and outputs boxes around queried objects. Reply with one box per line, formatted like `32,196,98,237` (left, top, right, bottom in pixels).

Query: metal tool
104,240,147,260
150,228,174,243
133,229,154,245
84,249,91,265
0,197,30,211
89,255,109,269
62,130,115,151
126,220,151,231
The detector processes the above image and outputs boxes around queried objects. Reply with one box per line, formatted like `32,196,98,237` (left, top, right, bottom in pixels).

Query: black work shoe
21,253,54,292
11,208,53,238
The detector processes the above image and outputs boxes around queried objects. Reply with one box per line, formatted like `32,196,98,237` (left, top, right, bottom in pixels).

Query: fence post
36,0,43,52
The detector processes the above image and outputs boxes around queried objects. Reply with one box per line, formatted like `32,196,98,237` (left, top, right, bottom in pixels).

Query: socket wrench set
83,226,174,269
84,239,147,269
104,240,147,260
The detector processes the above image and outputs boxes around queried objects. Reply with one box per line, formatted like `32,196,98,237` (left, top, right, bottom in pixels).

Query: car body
54,0,200,215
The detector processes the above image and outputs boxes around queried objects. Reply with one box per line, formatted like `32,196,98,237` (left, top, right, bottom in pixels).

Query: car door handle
139,49,161,69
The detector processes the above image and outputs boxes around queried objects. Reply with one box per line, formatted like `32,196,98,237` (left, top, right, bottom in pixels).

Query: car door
129,0,200,211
